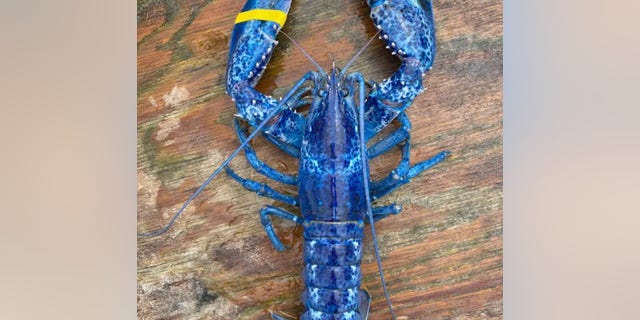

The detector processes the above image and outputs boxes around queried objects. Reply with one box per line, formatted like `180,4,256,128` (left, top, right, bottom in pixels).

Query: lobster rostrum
225,0,449,319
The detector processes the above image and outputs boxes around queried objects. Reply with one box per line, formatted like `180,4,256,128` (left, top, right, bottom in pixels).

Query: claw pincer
364,0,437,138
227,0,309,151
227,0,292,127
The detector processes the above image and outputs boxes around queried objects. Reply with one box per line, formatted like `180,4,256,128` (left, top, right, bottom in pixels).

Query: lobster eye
318,89,327,97
341,88,349,97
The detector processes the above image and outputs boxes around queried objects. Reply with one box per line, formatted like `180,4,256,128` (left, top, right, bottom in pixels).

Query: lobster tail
301,221,368,319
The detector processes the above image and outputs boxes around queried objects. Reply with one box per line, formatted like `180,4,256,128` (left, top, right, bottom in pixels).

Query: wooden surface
137,0,502,319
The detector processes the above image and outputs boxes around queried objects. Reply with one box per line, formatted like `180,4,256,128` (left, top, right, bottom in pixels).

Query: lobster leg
225,166,298,206
370,203,403,222
260,205,303,251
363,0,437,139
367,126,409,159
367,112,413,192
371,150,449,200
233,119,298,186
264,133,301,158
366,112,412,159
367,110,449,202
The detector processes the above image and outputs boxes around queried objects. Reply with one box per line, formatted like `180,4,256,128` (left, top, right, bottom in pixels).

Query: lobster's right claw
364,0,437,138
226,0,292,127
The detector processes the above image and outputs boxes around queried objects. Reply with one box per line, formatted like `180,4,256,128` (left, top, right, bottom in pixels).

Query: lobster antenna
279,31,327,77
356,75,397,318
138,91,300,237
340,30,380,77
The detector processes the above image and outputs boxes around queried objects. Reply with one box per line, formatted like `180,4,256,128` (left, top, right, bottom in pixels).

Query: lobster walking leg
366,125,410,159
225,166,298,206
371,203,403,222
369,112,413,161
366,111,450,202
260,205,303,251
366,111,415,160
371,150,450,200
264,132,302,158
233,119,298,185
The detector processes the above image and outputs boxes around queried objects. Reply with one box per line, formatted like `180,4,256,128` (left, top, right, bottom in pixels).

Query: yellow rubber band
235,9,287,27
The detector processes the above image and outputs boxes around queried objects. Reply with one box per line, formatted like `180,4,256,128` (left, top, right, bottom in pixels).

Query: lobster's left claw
227,0,291,89
226,0,292,126
364,0,436,138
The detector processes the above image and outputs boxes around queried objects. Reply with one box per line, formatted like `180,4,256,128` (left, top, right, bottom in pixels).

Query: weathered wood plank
137,0,502,319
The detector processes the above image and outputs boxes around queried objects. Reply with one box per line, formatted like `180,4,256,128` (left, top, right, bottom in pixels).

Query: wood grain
137,0,502,319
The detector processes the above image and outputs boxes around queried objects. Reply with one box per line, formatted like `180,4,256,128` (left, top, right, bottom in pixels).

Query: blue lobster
139,0,449,319
225,0,449,319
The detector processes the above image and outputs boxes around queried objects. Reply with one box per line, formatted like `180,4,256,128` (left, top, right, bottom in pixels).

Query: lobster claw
226,0,292,126
364,0,436,138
